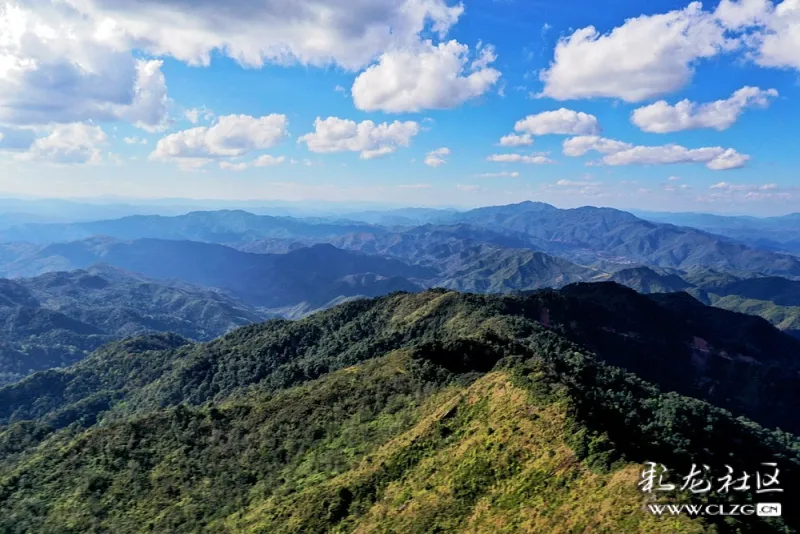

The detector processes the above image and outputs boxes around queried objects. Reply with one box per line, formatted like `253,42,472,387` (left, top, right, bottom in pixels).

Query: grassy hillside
1,287,798,532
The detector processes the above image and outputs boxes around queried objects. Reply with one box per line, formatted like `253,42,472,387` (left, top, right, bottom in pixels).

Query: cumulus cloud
631,86,778,133
351,40,501,113
498,133,533,147
184,107,214,124
41,0,464,71
150,114,288,168
298,117,420,159
562,136,633,156
710,181,778,191
218,154,286,171
0,0,470,135
424,147,451,167
538,2,735,102
563,136,750,170
15,123,107,165
487,153,555,164
716,0,800,70
514,109,600,135
0,3,170,130
253,154,286,167
123,137,148,145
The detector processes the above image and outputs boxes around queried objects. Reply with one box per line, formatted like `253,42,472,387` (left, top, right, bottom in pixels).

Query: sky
0,0,799,215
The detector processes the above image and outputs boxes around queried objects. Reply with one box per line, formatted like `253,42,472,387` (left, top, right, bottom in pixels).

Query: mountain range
4,203,800,279
1,285,797,532
635,210,800,255
0,265,272,386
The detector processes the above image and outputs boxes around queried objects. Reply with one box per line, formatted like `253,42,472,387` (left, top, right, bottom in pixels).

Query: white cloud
150,114,288,168
298,117,420,159
253,154,286,167
218,154,286,171
487,153,555,164
710,181,778,191
0,3,170,130
424,147,451,167
562,136,633,156
538,2,734,102
716,0,800,70
183,107,215,124
46,0,464,71
476,171,520,178
123,136,148,145
498,133,533,147
351,40,501,112
605,145,749,170
15,123,107,165
631,86,778,133
564,135,749,170
668,175,682,181
514,108,600,135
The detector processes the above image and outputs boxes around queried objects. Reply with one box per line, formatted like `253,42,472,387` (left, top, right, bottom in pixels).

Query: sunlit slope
1,352,705,534
1,286,798,533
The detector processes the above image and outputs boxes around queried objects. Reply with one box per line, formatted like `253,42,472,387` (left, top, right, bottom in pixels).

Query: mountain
634,210,800,255
700,294,800,339
0,266,271,386
448,203,800,277
0,233,604,305
0,286,797,533
606,266,800,339
335,207,460,226
0,239,433,308
0,210,385,245
7,203,800,278
608,266,693,294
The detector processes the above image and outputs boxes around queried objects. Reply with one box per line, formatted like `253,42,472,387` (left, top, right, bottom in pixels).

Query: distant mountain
607,266,800,339
0,266,271,385
446,202,800,276
0,286,797,532
635,210,800,255
334,207,460,226
0,210,385,244
6,203,800,278
608,266,693,294
0,239,433,310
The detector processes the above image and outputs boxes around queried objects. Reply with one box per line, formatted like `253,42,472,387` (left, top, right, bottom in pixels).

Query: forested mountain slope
0,285,797,533
0,266,271,386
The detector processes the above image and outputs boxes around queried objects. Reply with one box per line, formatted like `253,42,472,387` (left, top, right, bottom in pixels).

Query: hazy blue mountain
0,265,273,385
606,265,800,338
608,266,693,293
0,210,385,244
447,202,800,276
334,207,460,226
0,239,433,309
634,210,800,254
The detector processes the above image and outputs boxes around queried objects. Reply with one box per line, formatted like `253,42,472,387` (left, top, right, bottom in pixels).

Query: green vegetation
0,266,272,386
0,286,798,532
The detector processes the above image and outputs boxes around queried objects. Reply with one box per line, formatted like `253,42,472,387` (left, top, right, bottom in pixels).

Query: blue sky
0,0,799,214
